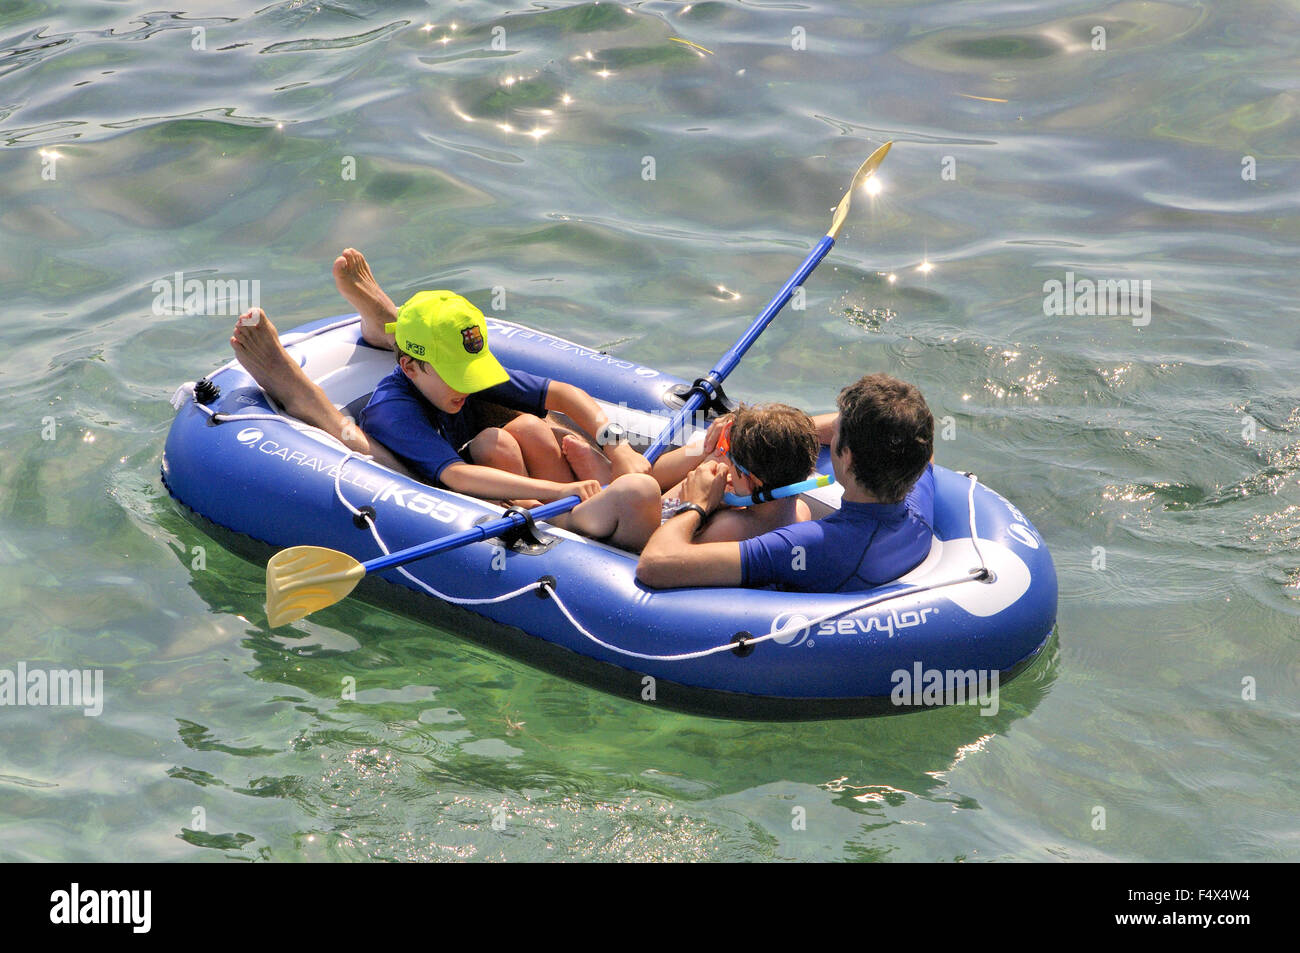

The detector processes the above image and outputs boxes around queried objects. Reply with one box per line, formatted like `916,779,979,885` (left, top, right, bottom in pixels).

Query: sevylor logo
769,612,813,647
1006,523,1039,549
818,607,938,640
236,427,263,444
998,494,1042,549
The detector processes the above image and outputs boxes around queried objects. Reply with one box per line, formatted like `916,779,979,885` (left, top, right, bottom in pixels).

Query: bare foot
230,309,307,408
229,308,413,478
561,434,612,484
333,248,398,349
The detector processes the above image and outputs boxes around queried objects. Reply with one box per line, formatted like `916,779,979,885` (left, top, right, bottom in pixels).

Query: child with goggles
637,374,936,592
657,405,819,543
554,403,821,548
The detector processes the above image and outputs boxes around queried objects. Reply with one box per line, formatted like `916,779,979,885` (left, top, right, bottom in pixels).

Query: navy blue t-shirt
358,365,550,486
738,464,935,592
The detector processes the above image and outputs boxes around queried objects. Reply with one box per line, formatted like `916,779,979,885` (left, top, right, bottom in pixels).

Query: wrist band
675,503,709,527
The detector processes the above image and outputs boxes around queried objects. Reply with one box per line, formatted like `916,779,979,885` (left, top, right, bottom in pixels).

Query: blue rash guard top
357,365,551,487
738,464,936,592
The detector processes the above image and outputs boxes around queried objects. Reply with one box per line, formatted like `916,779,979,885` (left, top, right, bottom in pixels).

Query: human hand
682,459,729,513
559,480,602,502
700,413,734,458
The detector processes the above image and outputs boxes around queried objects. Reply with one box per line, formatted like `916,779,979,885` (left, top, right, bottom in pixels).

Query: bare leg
466,427,542,508
650,443,712,492
467,427,528,476
469,431,657,547
549,474,661,551
333,248,398,350
504,414,575,482
230,309,411,476
641,424,723,493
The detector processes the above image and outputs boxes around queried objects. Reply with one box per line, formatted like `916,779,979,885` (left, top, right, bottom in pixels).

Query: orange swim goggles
715,418,755,480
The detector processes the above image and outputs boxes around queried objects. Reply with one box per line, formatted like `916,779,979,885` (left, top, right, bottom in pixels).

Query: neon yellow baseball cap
386,291,509,393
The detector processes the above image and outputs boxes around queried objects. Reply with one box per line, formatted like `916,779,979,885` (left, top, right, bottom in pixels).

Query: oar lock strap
666,374,735,417
474,507,558,556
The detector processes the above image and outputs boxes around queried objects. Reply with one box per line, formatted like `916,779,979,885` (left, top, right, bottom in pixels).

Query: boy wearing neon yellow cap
357,290,661,549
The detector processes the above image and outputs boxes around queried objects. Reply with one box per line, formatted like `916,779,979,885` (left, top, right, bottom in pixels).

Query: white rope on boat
185,384,992,663
329,450,991,663
963,470,990,577
187,398,364,456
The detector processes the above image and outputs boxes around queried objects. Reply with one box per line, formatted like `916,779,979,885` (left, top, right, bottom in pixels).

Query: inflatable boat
161,314,1058,719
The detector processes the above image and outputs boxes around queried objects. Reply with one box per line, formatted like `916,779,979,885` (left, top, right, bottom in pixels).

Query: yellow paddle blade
265,545,367,627
827,140,893,240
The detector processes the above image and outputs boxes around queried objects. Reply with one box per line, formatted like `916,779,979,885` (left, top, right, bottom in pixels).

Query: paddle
265,498,585,626
639,141,891,461
266,142,892,627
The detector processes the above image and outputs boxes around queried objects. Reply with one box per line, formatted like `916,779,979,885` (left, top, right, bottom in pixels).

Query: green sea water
0,0,1296,861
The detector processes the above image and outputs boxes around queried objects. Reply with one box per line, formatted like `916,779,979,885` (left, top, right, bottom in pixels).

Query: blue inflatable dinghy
162,314,1057,719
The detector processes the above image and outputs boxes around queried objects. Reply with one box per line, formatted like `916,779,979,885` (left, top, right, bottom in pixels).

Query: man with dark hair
636,373,935,591
828,374,934,504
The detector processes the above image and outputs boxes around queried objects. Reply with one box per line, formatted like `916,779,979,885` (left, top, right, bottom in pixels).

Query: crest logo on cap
461,325,484,354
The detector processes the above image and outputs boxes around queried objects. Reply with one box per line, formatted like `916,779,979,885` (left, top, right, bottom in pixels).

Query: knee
611,473,660,494
508,415,559,456
610,473,662,506
470,427,521,468
604,474,661,548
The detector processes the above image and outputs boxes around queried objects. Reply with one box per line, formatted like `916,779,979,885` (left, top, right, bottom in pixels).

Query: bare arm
544,380,605,435
546,380,651,476
636,460,743,589
637,513,744,589
693,495,810,544
440,461,599,503
651,440,725,489
811,412,837,445
648,412,735,490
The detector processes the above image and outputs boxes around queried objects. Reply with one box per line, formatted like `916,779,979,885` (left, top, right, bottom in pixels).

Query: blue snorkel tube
723,473,835,508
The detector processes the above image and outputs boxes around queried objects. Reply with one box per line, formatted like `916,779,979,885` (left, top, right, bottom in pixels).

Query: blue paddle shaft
363,495,581,573
361,234,837,576
641,234,836,462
